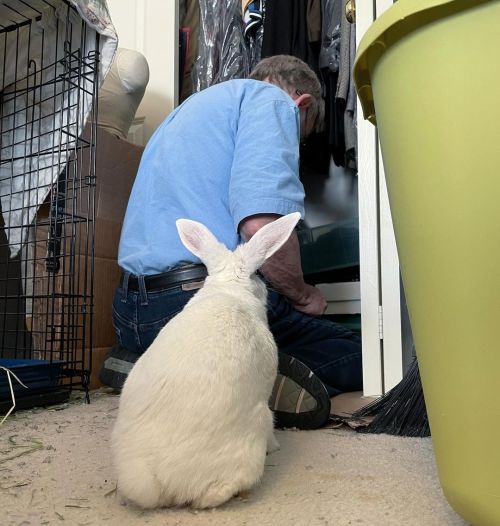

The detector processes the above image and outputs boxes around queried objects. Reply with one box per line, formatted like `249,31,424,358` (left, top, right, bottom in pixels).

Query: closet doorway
106,0,411,397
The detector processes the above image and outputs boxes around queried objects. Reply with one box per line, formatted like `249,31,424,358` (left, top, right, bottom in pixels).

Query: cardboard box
89,347,111,389
75,126,144,259
30,127,143,382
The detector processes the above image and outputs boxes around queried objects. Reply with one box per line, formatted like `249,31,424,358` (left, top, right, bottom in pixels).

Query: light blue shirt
118,79,305,275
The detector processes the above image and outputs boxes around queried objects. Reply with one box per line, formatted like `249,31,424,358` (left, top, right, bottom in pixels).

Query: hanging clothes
344,25,357,170
192,0,250,91
260,0,318,75
260,0,330,175
179,0,200,102
319,0,343,166
307,0,322,45
243,0,265,71
319,0,357,169
334,6,357,169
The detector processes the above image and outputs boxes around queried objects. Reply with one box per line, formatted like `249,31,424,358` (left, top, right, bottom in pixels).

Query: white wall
105,0,179,144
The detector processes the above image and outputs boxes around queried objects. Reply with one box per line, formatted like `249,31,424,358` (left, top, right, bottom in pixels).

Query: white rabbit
111,212,301,509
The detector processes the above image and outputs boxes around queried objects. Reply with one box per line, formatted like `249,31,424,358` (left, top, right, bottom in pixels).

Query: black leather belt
125,264,207,292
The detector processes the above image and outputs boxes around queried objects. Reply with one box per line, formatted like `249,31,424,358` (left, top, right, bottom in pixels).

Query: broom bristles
353,357,430,437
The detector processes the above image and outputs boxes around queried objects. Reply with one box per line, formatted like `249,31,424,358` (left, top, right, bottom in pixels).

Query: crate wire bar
0,0,106,405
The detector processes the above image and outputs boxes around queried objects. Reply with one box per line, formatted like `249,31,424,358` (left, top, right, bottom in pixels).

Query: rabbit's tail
117,458,163,508
191,480,239,509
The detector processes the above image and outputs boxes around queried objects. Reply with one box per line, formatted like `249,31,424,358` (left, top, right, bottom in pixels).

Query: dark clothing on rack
243,0,265,70
307,0,322,43
324,70,344,166
261,0,318,74
319,0,357,169
261,0,328,174
261,0,357,171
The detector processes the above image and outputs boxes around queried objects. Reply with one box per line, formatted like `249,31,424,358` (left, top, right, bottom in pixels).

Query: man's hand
240,214,327,317
292,284,327,316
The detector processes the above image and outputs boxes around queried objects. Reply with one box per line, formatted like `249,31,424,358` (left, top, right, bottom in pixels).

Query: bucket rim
353,0,494,125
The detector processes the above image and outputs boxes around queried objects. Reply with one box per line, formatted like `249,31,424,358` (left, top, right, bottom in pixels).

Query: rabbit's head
176,213,301,298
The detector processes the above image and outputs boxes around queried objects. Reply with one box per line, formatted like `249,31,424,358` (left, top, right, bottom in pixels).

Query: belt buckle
181,280,205,291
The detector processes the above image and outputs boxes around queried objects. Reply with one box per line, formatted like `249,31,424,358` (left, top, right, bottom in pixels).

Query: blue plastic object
0,359,63,400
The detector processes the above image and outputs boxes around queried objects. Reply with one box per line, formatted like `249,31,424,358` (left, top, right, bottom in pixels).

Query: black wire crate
0,0,100,408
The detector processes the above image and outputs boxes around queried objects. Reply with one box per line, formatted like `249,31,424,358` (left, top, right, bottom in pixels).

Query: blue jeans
112,276,362,397
266,290,362,396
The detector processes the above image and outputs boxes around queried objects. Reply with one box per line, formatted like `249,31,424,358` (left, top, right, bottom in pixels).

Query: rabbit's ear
241,212,301,274
176,219,229,272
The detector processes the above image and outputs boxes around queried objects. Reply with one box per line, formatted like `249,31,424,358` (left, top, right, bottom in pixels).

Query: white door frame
357,0,403,396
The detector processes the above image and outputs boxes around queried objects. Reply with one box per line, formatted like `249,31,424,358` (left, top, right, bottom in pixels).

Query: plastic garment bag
192,0,250,91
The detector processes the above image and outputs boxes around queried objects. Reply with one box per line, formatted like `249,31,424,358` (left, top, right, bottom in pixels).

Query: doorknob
345,0,356,23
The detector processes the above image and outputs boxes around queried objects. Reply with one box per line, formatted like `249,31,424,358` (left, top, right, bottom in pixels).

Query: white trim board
357,0,403,396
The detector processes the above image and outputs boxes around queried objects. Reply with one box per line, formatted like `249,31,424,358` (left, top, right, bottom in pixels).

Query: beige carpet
1,390,468,526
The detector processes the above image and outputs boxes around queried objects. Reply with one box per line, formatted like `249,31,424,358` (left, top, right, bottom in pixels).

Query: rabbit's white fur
111,213,300,509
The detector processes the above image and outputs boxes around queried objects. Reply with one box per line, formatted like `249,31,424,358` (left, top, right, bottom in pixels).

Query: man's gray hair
249,55,325,133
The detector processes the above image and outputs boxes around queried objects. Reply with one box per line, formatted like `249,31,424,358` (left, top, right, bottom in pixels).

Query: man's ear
294,93,313,109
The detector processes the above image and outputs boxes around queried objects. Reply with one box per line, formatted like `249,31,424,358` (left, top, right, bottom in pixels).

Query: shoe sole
100,347,331,430
98,345,139,389
270,352,331,430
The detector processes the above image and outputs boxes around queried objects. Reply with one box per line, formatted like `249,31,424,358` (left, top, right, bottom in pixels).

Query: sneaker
270,352,331,430
98,344,139,389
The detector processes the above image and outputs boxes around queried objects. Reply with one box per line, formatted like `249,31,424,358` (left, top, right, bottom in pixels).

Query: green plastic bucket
354,1,500,524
